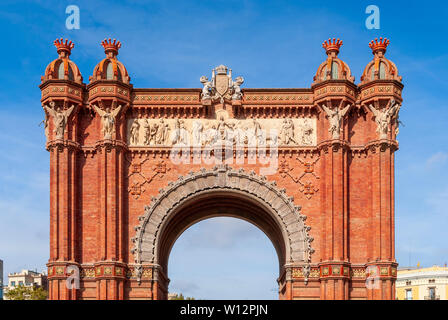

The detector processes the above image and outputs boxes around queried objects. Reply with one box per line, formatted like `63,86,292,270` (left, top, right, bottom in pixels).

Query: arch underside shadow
131,165,314,295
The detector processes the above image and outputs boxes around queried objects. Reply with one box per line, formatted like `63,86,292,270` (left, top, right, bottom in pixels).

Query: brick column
319,140,350,299
91,99,128,300
47,138,81,300
94,138,127,299
367,141,398,299
45,100,81,300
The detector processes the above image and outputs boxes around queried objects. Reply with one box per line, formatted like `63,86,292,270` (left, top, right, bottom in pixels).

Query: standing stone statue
233,121,247,146
179,120,189,145
280,119,298,145
43,102,76,140
200,76,214,100
300,118,314,146
394,103,403,136
171,119,189,145
155,118,170,145
130,119,140,145
216,116,235,141
321,104,351,139
192,120,204,146
368,99,401,139
143,119,151,145
39,112,50,140
249,118,264,146
172,119,181,145
149,123,158,145
93,104,122,140
172,119,189,145
231,76,244,100
203,122,218,146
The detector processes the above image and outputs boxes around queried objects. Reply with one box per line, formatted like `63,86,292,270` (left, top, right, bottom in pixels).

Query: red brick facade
40,37,403,300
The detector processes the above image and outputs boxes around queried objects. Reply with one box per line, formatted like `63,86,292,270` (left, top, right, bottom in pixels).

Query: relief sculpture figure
43,102,75,140
368,99,401,139
143,119,151,145
93,104,122,140
155,119,170,145
280,119,297,145
300,118,314,145
130,119,140,145
321,104,351,140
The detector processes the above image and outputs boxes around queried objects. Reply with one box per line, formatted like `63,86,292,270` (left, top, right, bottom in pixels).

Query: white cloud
426,151,448,168
178,217,264,249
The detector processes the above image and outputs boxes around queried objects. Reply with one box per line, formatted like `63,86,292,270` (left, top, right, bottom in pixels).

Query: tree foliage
5,285,48,300
170,293,195,300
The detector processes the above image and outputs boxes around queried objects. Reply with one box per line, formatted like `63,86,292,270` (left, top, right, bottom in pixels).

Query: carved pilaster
45,139,81,302
95,140,127,263
317,139,350,299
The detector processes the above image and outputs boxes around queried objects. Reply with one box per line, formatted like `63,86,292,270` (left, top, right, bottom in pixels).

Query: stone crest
200,65,244,103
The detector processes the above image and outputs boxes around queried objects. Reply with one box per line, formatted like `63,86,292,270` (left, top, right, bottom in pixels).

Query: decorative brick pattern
40,37,402,300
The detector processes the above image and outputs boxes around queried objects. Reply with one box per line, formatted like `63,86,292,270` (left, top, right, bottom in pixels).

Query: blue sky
0,0,447,299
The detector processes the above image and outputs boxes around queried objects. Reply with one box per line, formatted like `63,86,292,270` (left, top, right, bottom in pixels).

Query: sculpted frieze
127,116,317,147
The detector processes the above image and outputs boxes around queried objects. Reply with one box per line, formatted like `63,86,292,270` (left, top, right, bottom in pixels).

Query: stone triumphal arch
40,37,403,299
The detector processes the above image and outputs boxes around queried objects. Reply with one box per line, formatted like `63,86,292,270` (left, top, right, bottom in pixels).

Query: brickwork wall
40,38,402,300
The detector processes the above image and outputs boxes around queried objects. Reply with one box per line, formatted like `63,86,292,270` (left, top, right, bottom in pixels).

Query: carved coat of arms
200,65,244,103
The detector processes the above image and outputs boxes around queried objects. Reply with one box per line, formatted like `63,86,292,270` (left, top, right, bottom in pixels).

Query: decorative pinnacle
215,64,228,75
101,38,121,57
322,38,343,55
54,38,74,57
369,37,390,54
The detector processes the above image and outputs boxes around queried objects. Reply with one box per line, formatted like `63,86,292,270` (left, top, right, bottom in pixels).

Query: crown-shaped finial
215,65,228,75
369,37,390,54
322,38,343,55
101,38,121,57
54,38,74,57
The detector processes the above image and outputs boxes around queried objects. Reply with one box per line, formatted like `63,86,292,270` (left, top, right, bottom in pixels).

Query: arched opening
168,217,278,299
56,61,74,80
157,191,288,275
105,61,122,81
156,190,288,300
322,66,327,81
331,61,339,79
106,62,114,79
57,62,65,79
379,61,386,79
370,62,387,80
132,166,313,300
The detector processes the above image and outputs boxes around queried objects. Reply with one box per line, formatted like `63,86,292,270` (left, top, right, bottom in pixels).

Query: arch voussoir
132,165,314,283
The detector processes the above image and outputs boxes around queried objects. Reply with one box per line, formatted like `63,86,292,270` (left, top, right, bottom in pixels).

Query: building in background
0,259,3,300
3,269,48,300
167,292,178,300
396,265,448,300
